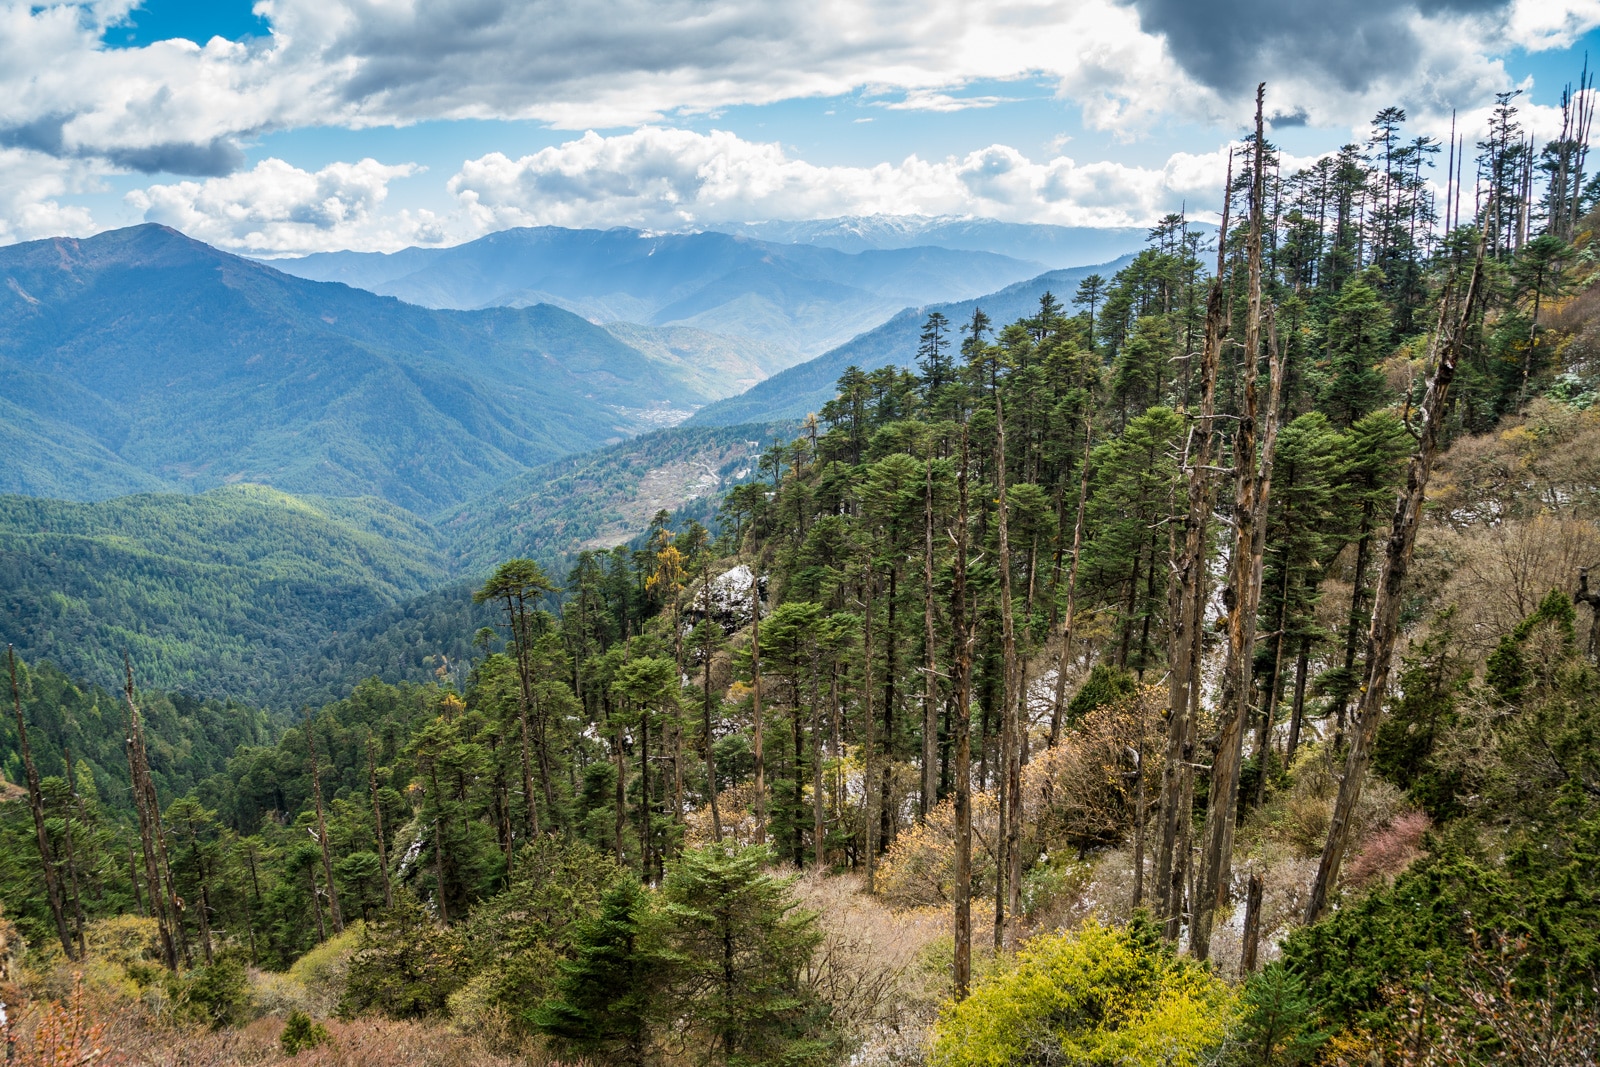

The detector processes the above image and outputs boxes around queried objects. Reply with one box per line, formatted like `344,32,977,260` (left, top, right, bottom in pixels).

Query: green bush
280,1010,331,1055
931,919,1237,1067
174,955,251,1029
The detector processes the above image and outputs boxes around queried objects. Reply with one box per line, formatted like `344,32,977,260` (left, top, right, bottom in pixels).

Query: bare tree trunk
306,710,343,934
1158,151,1233,935
862,570,878,890
367,737,394,907
8,648,73,960
811,645,826,869
60,743,87,958
1194,84,1270,962
432,817,449,924
922,452,941,821
995,384,1022,949
1240,873,1264,976
751,569,766,847
1049,424,1094,747
1305,218,1487,925
703,573,724,843
123,656,178,972
952,426,975,999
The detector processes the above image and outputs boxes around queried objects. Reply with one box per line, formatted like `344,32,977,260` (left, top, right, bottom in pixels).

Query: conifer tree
533,877,662,1067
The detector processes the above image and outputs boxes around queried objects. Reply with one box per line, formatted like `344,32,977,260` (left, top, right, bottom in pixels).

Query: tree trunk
922,453,941,821
1240,873,1264,976
751,570,766,847
1305,220,1487,925
995,384,1022,950
1050,425,1094,747
952,426,975,999
123,657,178,972
1194,85,1271,962
306,711,343,933
1158,150,1233,934
8,648,73,960
367,737,394,907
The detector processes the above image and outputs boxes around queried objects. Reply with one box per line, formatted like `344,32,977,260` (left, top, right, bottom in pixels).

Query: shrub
340,900,465,1020
280,1009,331,1055
175,955,252,1029
930,919,1237,1067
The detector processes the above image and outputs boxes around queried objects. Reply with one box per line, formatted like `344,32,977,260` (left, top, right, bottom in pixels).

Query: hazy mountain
0,225,714,513
440,421,794,577
271,226,1045,357
723,216,1154,268
600,324,797,400
687,254,1136,426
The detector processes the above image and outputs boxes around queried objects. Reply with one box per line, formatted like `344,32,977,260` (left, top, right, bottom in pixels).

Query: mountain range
270,226,1048,357
722,215,1153,266
0,217,1137,702
0,225,712,511
687,254,1136,426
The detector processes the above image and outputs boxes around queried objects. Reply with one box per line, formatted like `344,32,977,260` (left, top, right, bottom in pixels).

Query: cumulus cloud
0,148,100,244
125,157,447,254
447,127,1258,233
6,0,1585,185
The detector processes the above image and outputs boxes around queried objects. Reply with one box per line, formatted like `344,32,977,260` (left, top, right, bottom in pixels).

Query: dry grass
789,869,947,1065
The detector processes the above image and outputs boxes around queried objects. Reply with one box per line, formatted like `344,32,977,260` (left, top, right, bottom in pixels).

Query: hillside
0,485,449,703
0,422,795,706
272,226,1045,357
687,255,1136,425
440,421,796,576
0,226,708,512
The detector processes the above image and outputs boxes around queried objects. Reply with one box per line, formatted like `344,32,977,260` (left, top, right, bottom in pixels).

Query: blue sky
3,0,1597,254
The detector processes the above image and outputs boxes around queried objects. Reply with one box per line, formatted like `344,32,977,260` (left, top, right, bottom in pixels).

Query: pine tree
659,843,833,1066
533,877,663,1067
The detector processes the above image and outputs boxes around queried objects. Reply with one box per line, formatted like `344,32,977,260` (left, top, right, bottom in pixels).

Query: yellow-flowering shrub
930,920,1237,1067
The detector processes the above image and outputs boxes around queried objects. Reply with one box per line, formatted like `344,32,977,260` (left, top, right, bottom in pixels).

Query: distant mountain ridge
271,226,1047,358
0,225,714,511
687,253,1138,426
723,216,1154,267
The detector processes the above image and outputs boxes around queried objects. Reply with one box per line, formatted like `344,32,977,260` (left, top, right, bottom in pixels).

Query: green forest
2,87,1599,1066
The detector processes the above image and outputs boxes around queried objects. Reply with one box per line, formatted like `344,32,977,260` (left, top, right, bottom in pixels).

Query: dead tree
951,425,976,999
123,656,178,971
305,710,343,933
1157,148,1233,938
1304,211,1489,925
8,648,73,959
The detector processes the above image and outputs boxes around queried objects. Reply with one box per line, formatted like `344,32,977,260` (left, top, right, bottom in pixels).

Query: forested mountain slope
272,226,1045,358
440,421,795,576
1,94,1598,1067
686,254,1135,425
0,422,792,706
0,225,707,512
0,485,449,702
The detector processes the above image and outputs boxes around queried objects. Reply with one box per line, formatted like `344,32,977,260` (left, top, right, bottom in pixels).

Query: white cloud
126,157,445,254
879,89,1014,112
6,0,1582,181
0,148,99,244
447,127,1251,233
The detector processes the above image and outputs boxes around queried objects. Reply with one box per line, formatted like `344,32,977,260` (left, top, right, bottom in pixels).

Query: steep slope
273,226,1044,357
0,225,703,511
601,323,796,400
687,256,1136,426
0,485,449,703
440,422,795,576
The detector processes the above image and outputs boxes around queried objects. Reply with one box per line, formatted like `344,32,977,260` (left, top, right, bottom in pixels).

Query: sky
2,0,1598,256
